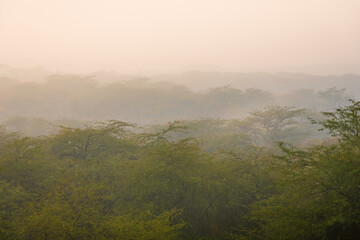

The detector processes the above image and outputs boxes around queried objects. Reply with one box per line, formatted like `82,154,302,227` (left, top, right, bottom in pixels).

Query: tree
318,87,349,110
246,106,305,146
50,120,134,161
318,99,360,141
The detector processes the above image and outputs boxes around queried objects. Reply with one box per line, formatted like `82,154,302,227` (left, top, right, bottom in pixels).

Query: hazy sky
1,0,359,74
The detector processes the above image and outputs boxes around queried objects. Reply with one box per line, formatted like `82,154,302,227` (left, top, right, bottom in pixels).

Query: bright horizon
1,0,359,75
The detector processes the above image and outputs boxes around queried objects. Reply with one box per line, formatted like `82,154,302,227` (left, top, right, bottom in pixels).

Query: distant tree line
0,74,353,123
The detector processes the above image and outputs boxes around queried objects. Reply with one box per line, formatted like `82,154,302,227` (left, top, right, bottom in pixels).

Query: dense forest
0,96,359,239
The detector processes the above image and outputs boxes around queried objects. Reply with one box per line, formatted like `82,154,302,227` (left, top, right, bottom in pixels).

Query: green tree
318,99,360,141
50,120,134,161
252,100,360,240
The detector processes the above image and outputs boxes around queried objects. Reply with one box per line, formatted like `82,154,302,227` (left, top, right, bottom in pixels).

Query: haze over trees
0,67,359,240
0,67,358,128
1,0,360,238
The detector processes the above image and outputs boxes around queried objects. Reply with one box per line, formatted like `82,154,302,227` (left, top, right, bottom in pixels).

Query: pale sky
0,0,359,74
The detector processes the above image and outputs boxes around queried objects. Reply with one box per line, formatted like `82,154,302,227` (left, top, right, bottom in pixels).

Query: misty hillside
1,67,359,124
153,71,360,94
2,65,360,93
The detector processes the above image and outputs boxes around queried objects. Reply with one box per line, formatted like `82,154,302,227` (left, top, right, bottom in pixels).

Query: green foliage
50,120,134,160
97,209,184,240
318,99,360,141
251,100,360,240
1,101,360,239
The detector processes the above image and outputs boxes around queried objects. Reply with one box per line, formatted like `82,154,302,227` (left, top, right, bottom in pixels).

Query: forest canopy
0,99,359,240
